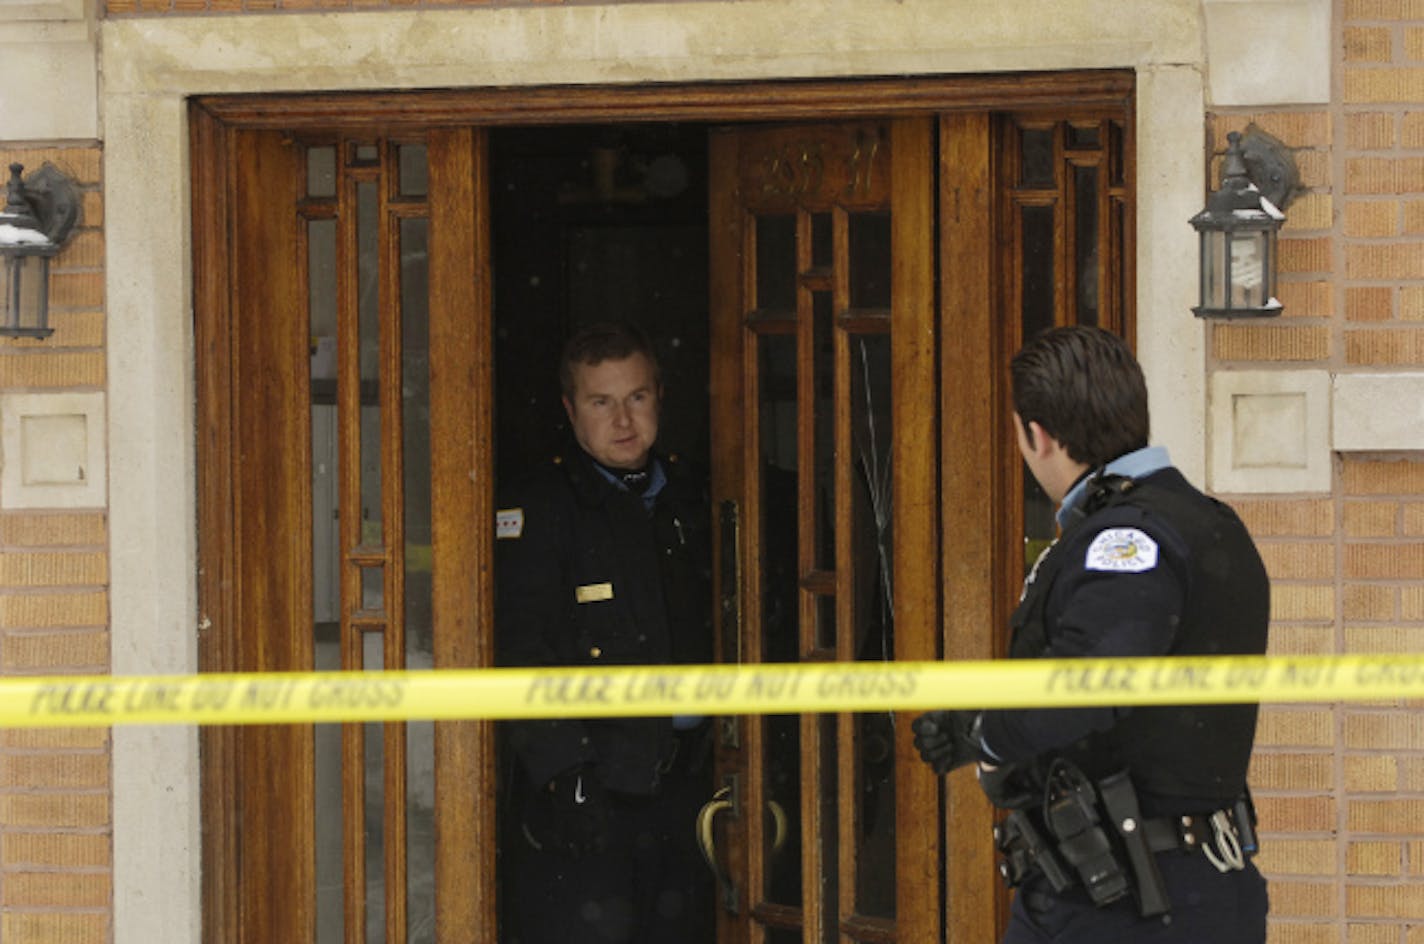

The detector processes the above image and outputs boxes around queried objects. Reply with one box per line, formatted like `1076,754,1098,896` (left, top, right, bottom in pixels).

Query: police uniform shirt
977,445,1269,814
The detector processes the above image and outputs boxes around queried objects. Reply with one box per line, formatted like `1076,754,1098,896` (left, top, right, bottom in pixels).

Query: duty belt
1137,803,1257,873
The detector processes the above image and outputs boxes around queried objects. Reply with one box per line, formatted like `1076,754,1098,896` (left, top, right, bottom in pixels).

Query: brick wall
1209,4,1424,941
0,145,111,941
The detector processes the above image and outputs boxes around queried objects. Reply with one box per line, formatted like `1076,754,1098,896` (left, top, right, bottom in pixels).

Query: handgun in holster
1042,763,1130,908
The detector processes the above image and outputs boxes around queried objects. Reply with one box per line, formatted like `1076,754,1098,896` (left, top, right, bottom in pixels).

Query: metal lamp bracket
1237,126,1299,212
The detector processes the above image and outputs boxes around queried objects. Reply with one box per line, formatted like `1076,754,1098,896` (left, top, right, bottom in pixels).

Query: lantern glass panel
1,253,50,336
1200,229,1227,311
1229,230,1269,310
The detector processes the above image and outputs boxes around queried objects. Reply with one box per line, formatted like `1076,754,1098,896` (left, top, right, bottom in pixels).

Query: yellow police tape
6,653,1424,727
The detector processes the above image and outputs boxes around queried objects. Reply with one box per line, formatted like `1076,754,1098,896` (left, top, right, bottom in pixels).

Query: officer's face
563,352,661,471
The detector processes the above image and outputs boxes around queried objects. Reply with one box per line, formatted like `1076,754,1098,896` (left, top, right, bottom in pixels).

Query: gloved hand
976,761,1036,809
542,766,609,857
911,710,982,774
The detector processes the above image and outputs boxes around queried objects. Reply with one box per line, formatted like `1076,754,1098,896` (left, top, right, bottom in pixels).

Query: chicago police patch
1084,528,1158,572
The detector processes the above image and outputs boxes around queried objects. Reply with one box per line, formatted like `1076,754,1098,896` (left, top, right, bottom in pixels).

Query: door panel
195,124,494,944
707,118,939,944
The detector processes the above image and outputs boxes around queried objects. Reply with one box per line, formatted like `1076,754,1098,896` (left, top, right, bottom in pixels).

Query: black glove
976,761,1037,809
911,710,982,774
540,766,609,857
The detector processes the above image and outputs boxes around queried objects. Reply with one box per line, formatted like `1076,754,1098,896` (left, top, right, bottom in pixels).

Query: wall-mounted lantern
0,162,81,339
1189,129,1298,319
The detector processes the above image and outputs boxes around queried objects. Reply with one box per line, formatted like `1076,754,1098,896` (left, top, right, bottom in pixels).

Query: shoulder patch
1084,527,1158,573
496,508,524,540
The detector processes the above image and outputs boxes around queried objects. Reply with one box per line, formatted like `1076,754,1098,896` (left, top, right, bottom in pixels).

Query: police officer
496,322,713,944
913,326,1270,943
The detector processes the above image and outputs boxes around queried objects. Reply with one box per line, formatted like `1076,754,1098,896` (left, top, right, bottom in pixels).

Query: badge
496,508,524,539
1085,528,1158,572
575,582,614,603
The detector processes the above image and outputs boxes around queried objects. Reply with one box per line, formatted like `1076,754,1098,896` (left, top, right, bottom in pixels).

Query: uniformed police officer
495,322,713,944
913,326,1270,943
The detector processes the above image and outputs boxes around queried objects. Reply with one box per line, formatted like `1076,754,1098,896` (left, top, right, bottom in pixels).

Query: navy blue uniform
496,447,713,944
980,448,1270,943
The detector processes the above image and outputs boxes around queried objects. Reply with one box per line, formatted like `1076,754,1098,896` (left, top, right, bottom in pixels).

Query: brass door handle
697,785,737,911
767,798,788,854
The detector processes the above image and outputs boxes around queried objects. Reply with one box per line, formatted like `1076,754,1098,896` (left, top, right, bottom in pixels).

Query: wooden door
193,119,496,944
705,118,940,944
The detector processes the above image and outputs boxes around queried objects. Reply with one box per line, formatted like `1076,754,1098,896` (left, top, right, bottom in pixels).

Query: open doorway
491,123,711,483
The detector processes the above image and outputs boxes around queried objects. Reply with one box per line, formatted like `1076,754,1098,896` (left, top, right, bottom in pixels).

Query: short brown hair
559,322,661,398
1010,325,1149,468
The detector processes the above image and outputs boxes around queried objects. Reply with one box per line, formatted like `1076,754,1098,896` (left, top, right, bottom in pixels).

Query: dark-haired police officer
496,322,713,944
914,325,1270,943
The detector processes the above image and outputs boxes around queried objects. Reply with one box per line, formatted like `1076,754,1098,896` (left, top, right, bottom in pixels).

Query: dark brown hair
1010,325,1149,468
559,322,661,397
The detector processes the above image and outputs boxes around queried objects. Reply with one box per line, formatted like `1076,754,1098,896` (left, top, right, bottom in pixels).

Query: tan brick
2,871,110,909
1280,237,1333,273
1344,624,1424,652
1346,883,1424,918
1346,0,1424,18
1347,925,1400,944
1258,707,1336,748
1400,285,1424,320
1344,584,1397,620
1411,840,1424,876
1347,27,1395,62
1348,157,1424,194
38,310,105,347
1348,327,1424,364
1248,112,1331,148
0,351,105,387
53,229,104,270
1402,502,1424,534
1404,586,1424,619
49,270,104,309
1345,68,1424,104
1345,753,1399,792
0,551,107,588
1345,286,1392,322
1271,925,1336,944
0,794,109,829
0,149,100,187
2,629,110,672
1297,151,1333,189
1259,541,1334,579
1344,458,1424,494
1405,110,1424,150
0,591,107,629
0,752,110,790
1345,712,1424,750
0,513,107,548
1279,280,1334,318
81,191,102,229
1407,27,1424,61
0,914,109,943
1284,192,1333,232
1250,751,1334,791
1346,201,1399,238
0,727,108,750
1268,881,1338,918
1235,499,1335,537
1404,199,1424,236
1257,838,1337,875
1346,544,1424,579
1258,795,1336,832
1,832,109,869
1345,501,1398,536
1272,584,1336,621
1348,111,1397,149
1348,840,1402,875
1346,242,1424,278
1213,324,1331,362
1267,624,1336,656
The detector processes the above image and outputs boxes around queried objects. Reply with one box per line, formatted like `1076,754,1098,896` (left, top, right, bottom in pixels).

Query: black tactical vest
1008,468,1269,816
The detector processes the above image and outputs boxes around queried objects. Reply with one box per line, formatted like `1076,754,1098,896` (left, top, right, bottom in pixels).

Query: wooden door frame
191,71,1135,944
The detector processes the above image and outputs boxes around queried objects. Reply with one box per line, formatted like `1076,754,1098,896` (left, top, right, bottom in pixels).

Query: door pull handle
696,785,738,912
